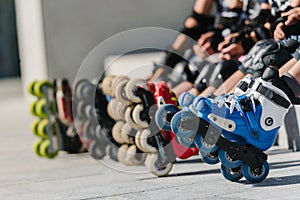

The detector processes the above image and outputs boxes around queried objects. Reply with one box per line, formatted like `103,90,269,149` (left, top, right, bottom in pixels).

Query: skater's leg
213,70,246,96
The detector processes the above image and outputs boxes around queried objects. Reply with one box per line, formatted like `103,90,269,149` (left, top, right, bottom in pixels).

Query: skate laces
214,94,246,115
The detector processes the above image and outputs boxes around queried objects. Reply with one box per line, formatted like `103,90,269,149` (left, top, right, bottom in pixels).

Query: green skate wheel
35,98,47,118
37,118,51,139
39,139,58,158
33,139,43,157
29,100,39,116
35,98,53,118
33,80,53,98
31,119,41,137
27,81,38,96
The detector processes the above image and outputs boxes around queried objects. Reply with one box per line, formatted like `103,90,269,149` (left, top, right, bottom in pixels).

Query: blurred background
8,0,194,86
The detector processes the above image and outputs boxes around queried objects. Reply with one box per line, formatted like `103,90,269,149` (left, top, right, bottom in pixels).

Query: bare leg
172,82,193,97
213,70,246,96
288,60,300,83
279,58,297,76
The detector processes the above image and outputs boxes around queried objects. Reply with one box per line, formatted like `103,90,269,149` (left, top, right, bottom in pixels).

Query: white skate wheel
115,79,131,105
120,122,135,144
125,106,143,129
125,79,147,103
135,130,148,152
112,76,129,92
107,98,119,120
145,153,173,177
126,145,146,166
117,144,129,165
102,76,115,96
112,121,126,144
115,102,127,121
132,104,149,128
140,129,157,153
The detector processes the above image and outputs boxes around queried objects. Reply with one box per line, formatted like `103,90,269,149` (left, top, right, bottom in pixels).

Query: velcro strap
236,80,249,92
250,81,290,109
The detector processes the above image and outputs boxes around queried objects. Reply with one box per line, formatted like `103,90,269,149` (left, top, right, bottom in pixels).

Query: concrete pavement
0,78,300,200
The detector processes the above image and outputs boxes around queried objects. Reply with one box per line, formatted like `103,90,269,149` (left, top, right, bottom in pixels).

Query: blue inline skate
168,77,291,183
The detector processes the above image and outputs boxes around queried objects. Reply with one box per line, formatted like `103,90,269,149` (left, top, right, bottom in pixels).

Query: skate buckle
208,114,236,132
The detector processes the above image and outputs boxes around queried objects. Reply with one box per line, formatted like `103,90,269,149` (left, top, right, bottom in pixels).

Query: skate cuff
249,80,291,109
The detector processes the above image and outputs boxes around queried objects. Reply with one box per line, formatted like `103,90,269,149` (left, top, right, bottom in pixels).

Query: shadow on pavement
270,159,300,170
167,168,220,177
252,175,300,187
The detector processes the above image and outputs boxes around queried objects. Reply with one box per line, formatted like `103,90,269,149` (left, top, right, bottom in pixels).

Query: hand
273,22,286,40
198,31,215,46
283,7,300,26
217,32,239,52
219,42,245,60
196,31,217,56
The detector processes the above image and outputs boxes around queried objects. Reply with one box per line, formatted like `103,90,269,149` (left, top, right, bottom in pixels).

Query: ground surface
0,78,300,200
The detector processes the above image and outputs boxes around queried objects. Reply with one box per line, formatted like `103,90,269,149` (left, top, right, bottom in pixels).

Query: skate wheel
107,98,120,120
37,118,51,139
108,145,119,161
145,153,172,177
125,106,143,129
125,79,147,103
177,136,197,148
33,80,53,98
112,101,126,121
31,119,41,137
27,81,38,96
120,122,135,144
132,104,149,128
90,142,106,160
221,164,243,182
112,121,126,144
218,149,242,168
29,101,38,116
140,129,157,153
111,76,129,95
195,134,218,154
82,121,96,139
200,149,220,165
126,145,146,165
178,92,196,107
117,145,129,165
39,140,58,158
75,101,87,120
242,161,269,183
115,79,131,105
84,104,97,120
33,139,43,157
115,102,127,121
135,130,147,152
102,76,115,96
171,110,197,138
35,98,47,118
155,104,179,131
75,80,95,100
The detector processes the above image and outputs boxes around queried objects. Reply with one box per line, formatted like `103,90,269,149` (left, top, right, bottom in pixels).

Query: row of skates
27,38,299,183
